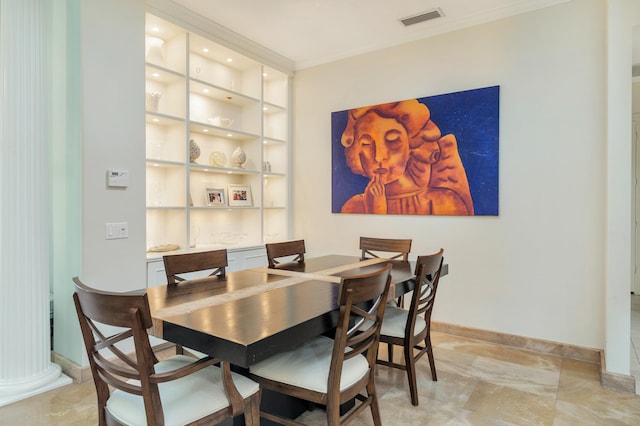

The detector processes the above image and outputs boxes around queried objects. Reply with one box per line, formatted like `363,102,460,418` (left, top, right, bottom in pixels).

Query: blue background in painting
331,86,500,215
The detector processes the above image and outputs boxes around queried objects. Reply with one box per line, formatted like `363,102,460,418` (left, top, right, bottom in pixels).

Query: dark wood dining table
147,254,447,424
147,255,441,368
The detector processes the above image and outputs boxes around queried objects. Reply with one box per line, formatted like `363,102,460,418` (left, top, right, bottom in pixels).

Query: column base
0,364,72,408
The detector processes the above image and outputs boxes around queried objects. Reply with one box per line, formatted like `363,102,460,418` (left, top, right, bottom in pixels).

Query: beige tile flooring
2,330,640,425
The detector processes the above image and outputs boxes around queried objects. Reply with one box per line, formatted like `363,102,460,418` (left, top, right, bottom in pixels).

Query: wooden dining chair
249,263,392,426
376,248,444,406
163,248,228,284
265,239,305,268
359,236,412,261
360,236,412,307
72,277,261,426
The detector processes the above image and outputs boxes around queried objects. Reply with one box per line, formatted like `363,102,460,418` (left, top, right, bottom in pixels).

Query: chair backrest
360,237,412,261
407,249,444,335
72,277,165,424
163,249,228,284
265,239,305,268
329,263,392,396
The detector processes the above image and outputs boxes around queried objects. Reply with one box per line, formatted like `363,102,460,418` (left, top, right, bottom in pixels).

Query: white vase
145,91,162,112
146,37,165,65
231,146,246,168
190,139,201,163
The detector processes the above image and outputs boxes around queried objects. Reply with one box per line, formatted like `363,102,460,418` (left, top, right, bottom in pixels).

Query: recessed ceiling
171,0,572,70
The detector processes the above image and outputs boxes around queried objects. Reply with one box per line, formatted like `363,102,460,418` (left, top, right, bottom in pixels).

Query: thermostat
107,169,129,188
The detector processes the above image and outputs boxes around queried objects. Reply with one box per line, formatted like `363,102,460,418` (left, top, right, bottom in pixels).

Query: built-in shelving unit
145,13,290,263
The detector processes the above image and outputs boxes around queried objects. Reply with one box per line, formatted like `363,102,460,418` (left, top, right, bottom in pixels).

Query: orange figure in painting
340,99,474,215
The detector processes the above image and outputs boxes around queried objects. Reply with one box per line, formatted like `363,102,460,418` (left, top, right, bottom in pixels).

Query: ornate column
0,0,71,407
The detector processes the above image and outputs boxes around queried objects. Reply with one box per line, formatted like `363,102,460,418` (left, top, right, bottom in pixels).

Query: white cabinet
145,14,290,256
146,246,268,287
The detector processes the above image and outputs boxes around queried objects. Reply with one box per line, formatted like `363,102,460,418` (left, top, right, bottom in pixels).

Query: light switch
105,222,128,239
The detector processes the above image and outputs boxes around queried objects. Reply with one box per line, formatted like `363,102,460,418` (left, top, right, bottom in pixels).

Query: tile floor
2,330,640,425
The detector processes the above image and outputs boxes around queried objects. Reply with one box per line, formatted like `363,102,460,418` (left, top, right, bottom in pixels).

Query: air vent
400,8,444,27
633,64,640,78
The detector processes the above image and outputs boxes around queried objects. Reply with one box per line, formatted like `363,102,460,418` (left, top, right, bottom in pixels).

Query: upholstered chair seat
377,306,427,338
107,355,259,426
249,336,370,394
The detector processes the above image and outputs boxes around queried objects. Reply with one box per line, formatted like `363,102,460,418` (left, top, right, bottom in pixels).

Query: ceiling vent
400,8,444,27
633,64,640,78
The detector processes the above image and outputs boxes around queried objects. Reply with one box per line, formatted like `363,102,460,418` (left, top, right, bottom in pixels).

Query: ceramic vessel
145,91,162,112
207,116,233,128
209,151,227,167
231,146,246,168
190,139,201,163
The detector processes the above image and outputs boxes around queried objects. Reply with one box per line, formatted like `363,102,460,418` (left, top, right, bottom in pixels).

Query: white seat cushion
106,355,259,426
379,306,427,338
249,335,370,394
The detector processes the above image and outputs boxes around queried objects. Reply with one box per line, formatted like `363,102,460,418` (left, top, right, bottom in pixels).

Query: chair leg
405,343,419,406
387,342,393,363
326,401,341,426
426,336,437,381
366,378,382,426
244,390,261,426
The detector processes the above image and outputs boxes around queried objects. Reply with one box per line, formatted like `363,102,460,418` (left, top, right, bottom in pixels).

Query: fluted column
0,0,71,407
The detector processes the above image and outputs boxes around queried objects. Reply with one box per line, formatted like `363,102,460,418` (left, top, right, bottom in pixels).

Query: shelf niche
145,13,290,257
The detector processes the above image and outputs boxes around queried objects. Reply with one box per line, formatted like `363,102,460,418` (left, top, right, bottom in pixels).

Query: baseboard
432,321,638,394
54,323,637,394
431,321,600,362
51,352,91,383
51,343,181,384
600,350,636,394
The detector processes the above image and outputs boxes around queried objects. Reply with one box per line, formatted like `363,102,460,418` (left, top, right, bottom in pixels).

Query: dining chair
249,263,392,426
376,248,444,406
163,248,228,284
265,239,305,268
72,277,261,426
360,236,412,307
359,236,412,261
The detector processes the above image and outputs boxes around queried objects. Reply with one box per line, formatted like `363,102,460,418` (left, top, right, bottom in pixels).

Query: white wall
80,0,147,292
605,0,636,375
52,0,146,365
293,0,607,349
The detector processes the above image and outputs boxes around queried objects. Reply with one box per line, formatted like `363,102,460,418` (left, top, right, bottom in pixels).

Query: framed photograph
228,184,253,207
206,188,226,206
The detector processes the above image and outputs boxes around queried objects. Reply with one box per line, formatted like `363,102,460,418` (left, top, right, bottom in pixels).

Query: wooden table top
147,255,435,367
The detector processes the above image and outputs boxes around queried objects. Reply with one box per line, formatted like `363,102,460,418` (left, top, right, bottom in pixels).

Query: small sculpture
209,151,227,167
145,91,162,112
231,146,246,168
190,139,201,163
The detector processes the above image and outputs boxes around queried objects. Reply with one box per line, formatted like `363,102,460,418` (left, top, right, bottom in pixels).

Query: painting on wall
331,85,499,216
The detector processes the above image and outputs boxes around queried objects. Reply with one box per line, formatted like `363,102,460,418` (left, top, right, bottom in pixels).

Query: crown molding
146,0,294,76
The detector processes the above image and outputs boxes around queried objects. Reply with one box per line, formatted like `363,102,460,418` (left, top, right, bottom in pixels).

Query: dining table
147,255,430,366
146,254,447,423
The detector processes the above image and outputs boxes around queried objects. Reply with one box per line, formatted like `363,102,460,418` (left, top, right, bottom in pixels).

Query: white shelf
145,13,289,256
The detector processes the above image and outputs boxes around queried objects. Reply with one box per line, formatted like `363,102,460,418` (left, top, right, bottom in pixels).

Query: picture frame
206,188,226,207
228,184,252,207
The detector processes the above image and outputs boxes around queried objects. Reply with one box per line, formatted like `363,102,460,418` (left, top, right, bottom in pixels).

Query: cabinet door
146,247,268,287
147,259,167,287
